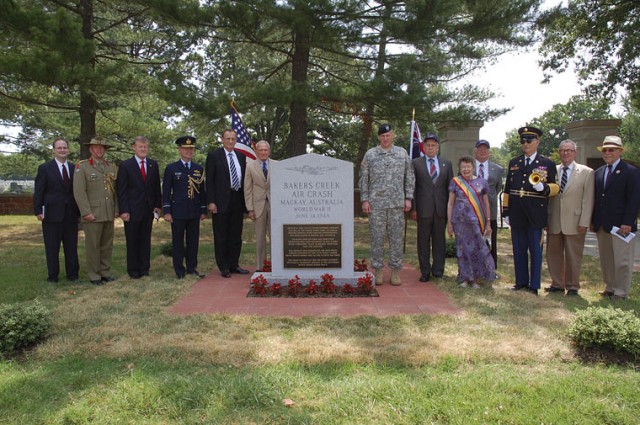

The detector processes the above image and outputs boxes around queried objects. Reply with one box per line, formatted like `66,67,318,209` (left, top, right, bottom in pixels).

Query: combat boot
374,268,384,285
390,270,401,286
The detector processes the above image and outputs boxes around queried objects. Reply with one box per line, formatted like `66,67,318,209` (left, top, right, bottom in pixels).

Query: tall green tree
0,0,199,158
539,0,640,101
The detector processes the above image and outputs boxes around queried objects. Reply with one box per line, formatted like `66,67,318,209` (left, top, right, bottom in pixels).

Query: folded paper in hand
610,226,636,244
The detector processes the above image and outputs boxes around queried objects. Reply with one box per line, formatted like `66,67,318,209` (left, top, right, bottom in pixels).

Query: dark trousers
212,191,244,271
42,216,79,281
511,225,543,289
490,219,498,268
171,218,200,275
417,215,447,277
123,215,154,277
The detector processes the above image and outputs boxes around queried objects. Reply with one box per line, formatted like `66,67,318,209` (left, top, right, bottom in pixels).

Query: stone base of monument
250,271,374,286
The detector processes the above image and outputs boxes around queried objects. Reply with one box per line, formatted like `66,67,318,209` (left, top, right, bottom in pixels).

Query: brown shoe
599,290,614,297
374,269,384,285
390,270,401,286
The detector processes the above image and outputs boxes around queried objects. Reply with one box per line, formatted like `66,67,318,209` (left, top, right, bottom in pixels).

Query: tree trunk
79,0,97,159
286,28,310,157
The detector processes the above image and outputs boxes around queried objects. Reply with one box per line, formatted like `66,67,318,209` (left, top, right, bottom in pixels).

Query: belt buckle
519,189,524,198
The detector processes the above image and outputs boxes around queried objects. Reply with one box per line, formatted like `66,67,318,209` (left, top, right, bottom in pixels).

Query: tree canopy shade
539,0,640,102
0,0,200,158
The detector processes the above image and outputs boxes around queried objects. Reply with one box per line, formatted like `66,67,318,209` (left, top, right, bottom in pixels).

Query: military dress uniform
162,136,207,278
73,141,118,284
359,144,415,272
503,128,559,292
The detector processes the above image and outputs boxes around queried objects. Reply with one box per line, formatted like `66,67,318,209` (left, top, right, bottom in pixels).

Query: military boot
390,270,401,286
374,268,384,285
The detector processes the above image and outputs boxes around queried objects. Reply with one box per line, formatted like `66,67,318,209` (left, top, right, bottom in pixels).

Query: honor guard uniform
502,126,559,294
162,136,207,279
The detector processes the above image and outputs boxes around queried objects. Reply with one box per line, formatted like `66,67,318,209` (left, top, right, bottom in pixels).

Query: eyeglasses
559,149,575,154
601,148,618,153
520,137,536,144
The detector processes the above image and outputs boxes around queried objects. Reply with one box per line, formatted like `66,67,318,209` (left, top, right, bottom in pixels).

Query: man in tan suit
244,141,276,271
73,137,119,285
545,139,594,296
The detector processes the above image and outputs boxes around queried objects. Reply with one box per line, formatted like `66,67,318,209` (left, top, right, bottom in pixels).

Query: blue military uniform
162,136,207,278
503,126,559,293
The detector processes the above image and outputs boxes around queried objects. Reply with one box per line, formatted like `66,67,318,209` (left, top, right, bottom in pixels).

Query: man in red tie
33,138,80,283
116,136,162,279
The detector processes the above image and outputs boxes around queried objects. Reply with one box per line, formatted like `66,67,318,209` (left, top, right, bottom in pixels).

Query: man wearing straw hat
591,135,640,300
73,137,119,285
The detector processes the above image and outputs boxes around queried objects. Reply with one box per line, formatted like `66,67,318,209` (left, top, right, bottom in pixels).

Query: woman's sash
452,176,487,234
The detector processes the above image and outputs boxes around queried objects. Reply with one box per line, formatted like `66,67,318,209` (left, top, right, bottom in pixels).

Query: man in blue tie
206,129,249,277
591,135,640,300
502,126,559,295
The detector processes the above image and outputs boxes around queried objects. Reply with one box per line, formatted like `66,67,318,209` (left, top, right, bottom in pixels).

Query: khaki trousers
83,221,114,281
546,232,587,290
596,229,635,298
254,200,270,271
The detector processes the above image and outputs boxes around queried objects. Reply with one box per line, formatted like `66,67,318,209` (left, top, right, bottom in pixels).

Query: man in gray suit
411,133,454,282
474,139,504,270
545,139,594,296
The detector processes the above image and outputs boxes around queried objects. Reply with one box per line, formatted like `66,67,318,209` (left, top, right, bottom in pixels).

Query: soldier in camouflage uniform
359,124,415,286
73,137,119,285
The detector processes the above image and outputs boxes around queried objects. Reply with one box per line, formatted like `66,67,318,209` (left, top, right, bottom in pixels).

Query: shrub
0,300,52,355
568,306,640,355
445,238,456,258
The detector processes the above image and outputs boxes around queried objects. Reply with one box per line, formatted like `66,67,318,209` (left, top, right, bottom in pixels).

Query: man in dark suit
163,136,207,279
591,136,640,300
474,139,504,271
33,138,80,283
411,133,454,281
502,126,559,295
206,129,249,277
116,136,162,279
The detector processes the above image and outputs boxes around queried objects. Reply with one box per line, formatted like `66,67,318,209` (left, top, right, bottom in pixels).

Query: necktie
429,158,436,179
604,164,613,188
185,162,190,170
262,161,268,179
229,153,240,190
560,166,568,193
478,163,485,179
62,164,70,187
525,157,531,167
140,159,146,182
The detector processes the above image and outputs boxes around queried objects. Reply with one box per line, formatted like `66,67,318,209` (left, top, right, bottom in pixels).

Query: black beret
378,124,392,135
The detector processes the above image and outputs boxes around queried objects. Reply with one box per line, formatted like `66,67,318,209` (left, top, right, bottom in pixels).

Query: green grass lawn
1,215,639,424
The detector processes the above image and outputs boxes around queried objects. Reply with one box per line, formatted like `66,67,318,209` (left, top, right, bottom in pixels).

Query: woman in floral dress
447,156,495,287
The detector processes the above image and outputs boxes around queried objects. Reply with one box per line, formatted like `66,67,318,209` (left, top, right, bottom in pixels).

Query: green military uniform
73,139,118,283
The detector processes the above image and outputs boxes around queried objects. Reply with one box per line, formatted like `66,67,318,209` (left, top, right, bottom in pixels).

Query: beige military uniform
73,158,118,281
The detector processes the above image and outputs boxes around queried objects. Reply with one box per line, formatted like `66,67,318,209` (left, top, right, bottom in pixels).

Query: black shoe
511,285,528,291
188,270,205,278
528,288,539,296
566,289,579,296
47,278,58,283
176,272,185,279
91,280,103,286
599,290,614,297
544,286,564,293
231,267,249,274
130,274,141,279
221,269,231,278
101,276,114,283
432,274,443,278
419,275,429,282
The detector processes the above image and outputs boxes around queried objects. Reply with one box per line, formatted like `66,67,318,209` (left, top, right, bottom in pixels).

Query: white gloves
504,216,510,226
532,182,544,192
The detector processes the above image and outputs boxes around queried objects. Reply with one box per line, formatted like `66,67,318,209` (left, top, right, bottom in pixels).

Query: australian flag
409,120,424,159
231,100,256,160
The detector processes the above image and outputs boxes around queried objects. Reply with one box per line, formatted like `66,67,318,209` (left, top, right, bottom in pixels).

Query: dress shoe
231,267,249,274
130,274,142,279
101,276,114,283
544,286,564,293
91,280,103,286
566,289,579,296
511,285,528,291
188,270,205,278
599,290,614,297
527,288,539,296
432,274,443,278
47,278,58,283
221,269,231,278
419,275,430,282
176,272,185,279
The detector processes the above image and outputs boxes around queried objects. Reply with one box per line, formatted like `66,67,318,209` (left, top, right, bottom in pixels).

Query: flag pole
404,108,416,254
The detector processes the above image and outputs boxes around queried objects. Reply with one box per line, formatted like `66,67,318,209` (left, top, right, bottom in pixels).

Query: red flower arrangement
251,274,269,297
288,275,302,297
320,273,336,294
357,273,374,295
341,283,356,294
306,280,318,295
262,260,272,273
354,258,368,272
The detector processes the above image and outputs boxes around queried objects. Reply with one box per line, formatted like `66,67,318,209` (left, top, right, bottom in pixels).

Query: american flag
409,120,423,159
231,100,256,160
